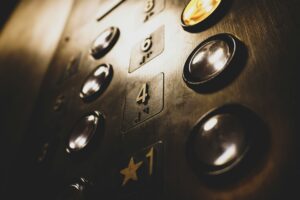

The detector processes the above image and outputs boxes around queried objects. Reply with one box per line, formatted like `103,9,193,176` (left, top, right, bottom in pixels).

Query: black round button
90,27,120,59
192,113,248,175
56,178,90,200
187,104,263,176
66,111,104,154
183,33,240,88
80,63,113,102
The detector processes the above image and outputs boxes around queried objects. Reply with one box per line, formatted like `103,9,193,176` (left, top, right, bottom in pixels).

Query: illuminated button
183,33,239,88
181,0,222,29
187,105,258,176
80,64,113,102
56,178,90,200
90,27,120,59
66,111,104,154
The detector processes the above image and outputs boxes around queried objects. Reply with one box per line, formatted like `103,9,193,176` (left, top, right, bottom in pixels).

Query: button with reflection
181,0,223,30
66,111,104,154
80,63,113,102
90,26,120,59
186,105,261,176
183,33,240,88
56,178,91,200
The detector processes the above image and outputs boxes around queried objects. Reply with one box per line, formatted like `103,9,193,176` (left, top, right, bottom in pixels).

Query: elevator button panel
129,26,164,73
122,73,164,132
16,0,298,199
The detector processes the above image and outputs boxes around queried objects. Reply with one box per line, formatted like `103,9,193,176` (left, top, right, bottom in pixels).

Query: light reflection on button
53,94,65,112
187,105,253,176
80,64,112,102
66,111,104,154
56,178,90,200
90,27,120,59
183,34,239,88
181,0,222,28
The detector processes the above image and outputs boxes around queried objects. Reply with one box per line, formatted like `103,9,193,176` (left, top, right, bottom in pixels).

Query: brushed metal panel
2,0,299,199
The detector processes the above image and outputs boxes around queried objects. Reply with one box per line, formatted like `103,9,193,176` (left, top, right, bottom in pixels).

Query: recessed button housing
183,33,241,89
66,111,104,154
80,63,113,102
90,27,120,59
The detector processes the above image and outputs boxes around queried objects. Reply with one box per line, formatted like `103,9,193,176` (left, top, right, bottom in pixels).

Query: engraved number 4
136,83,149,104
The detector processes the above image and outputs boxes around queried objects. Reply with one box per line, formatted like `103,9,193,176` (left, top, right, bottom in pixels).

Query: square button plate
122,73,164,132
129,26,164,73
141,0,165,23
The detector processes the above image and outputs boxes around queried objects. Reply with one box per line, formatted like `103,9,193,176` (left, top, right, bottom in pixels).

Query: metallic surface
0,0,73,196
1,0,300,199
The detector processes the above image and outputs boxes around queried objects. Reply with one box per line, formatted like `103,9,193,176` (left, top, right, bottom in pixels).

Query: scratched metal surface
2,0,299,199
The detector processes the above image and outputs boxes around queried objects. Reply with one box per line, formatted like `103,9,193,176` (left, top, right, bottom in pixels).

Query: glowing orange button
182,0,222,26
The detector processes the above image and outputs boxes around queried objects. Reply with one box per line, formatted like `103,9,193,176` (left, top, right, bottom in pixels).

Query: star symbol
120,157,143,186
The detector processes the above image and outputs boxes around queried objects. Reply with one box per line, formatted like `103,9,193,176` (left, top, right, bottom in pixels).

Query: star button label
113,141,164,199
120,157,143,186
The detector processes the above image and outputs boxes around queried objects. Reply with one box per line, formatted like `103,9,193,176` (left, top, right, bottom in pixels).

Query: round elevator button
80,63,113,102
66,111,104,154
90,27,120,59
183,33,240,88
181,0,222,30
187,105,262,176
192,113,249,175
56,178,91,200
